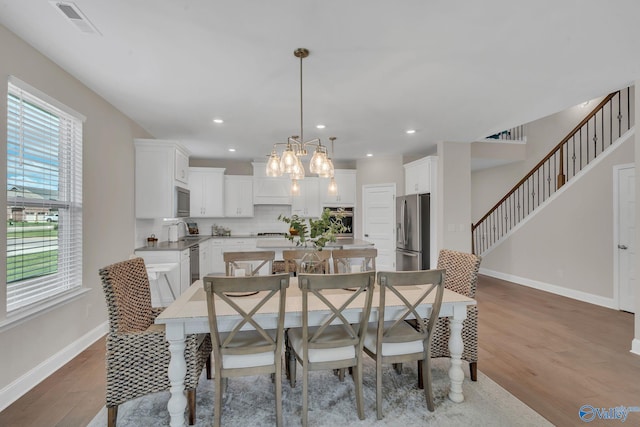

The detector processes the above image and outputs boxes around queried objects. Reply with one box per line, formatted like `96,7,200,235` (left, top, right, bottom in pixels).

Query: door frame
613,163,634,311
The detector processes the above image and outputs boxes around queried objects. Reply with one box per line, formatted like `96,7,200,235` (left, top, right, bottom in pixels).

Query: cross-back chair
331,247,377,274
363,269,446,419
282,249,332,275
223,250,275,276
285,271,375,426
99,257,212,427
203,273,290,427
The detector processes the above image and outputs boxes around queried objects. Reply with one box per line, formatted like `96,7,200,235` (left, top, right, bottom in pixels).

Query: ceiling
1,1,639,164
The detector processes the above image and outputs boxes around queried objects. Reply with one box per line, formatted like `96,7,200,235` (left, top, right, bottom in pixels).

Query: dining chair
282,249,332,275
363,269,446,419
286,271,375,426
203,273,290,427
99,257,212,427
223,250,275,276
331,247,377,274
429,249,482,381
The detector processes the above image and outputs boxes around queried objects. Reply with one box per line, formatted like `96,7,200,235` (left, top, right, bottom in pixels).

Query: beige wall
438,142,471,253
0,24,150,395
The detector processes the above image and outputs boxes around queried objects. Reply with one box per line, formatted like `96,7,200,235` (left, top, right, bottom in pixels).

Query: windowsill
0,288,91,332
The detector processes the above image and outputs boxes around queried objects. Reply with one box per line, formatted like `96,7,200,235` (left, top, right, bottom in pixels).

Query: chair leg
214,375,223,427
417,361,423,389
288,351,297,388
275,361,283,427
353,362,365,420
470,361,477,381
187,389,196,425
206,354,212,379
420,359,435,412
107,406,118,427
376,356,383,420
338,368,345,382
393,363,403,374
302,364,308,427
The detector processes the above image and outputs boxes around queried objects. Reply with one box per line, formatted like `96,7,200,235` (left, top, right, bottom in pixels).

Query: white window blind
6,80,83,312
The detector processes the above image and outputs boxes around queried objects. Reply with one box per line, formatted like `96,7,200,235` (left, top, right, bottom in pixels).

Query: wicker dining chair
363,269,446,419
429,249,482,381
99,257,212,427
283,249,332,275
203,273,290,427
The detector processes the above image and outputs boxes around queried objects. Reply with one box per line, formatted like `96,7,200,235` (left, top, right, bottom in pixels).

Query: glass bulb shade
291,179,300,196
266,151,282,177
327,177,338,195
309,148,327,174
280,147,298,174
318,158,334,178
290,157,305,180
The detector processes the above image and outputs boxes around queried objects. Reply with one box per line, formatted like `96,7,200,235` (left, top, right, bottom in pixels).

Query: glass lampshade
280,145,298,174
318,158,334,178
291,179,300,196
266,150,282,177
327,176,338,195
290,157,305,180
309,148,327,174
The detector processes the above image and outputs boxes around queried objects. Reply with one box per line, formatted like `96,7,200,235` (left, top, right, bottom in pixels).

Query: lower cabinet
135,249,190,307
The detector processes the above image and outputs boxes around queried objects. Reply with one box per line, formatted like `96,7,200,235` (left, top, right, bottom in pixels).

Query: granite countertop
135,234,289,251
255,238,373,249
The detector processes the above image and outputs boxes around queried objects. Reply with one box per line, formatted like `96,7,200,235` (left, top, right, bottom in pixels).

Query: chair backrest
375,269,446,346
297,272,375,353
223,250,275,276
203,273,290,362
283,249,332,274
99,257,154,334
436,249,481,298
331,248,378,274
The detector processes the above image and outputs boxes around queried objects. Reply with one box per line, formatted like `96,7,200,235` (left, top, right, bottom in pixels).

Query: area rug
87,358,551,426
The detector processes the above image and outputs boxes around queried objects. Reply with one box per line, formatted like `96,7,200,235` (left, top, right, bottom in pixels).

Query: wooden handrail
472,91,619,231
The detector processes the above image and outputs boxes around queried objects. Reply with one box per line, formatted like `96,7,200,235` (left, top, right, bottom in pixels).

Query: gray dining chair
203,273,290,427
223,250,275,276
331,247,377,274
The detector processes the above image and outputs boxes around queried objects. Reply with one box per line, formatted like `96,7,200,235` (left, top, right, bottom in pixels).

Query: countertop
255,238,373,249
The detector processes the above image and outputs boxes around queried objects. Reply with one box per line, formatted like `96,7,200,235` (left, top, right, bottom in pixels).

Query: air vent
50,1,101,35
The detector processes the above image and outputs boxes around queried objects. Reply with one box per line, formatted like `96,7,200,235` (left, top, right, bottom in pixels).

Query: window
6,78,83,312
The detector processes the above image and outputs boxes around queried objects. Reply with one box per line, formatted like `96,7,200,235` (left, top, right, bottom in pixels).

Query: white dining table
155,277,476,427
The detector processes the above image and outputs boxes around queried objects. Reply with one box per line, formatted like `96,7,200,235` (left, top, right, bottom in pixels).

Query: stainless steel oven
176,186,190,218
325,206,354,238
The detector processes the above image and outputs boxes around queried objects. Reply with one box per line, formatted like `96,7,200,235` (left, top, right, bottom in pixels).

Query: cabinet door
210,240,225,274
180,249,190,292
404,157,432,195
175,149,189,184
189,168,224,217
225,176,254,217
320,170,356,205
291,177,321,217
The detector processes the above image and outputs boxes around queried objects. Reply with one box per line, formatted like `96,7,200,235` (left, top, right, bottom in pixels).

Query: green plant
278,208,349,250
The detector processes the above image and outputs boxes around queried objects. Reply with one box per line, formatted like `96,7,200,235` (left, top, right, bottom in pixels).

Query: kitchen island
255,237,374,261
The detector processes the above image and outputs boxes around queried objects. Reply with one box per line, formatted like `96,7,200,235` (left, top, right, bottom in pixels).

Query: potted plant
278,208,349,251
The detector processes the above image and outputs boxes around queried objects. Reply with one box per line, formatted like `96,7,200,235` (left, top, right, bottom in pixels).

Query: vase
300,250,324,274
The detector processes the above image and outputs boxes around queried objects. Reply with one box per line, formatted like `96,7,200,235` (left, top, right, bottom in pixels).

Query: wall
0,24,151,405
437,142,471,253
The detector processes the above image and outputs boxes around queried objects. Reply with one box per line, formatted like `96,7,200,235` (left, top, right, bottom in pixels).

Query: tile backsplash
135,205,293,248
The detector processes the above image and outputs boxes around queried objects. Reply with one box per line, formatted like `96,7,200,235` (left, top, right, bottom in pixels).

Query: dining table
155,276,476,427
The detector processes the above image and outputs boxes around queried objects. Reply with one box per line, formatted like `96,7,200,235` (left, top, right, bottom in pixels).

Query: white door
616,166,635,313
363,184,396,271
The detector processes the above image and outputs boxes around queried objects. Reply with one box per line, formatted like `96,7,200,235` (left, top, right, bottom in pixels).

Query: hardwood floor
1,274,639,426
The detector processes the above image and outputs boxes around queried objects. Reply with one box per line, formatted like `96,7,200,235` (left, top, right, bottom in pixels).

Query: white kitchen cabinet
135,249,190,307
189,167,225,217
135,139,190,219
404,156,436,195
320,169,357,205
291,177,322,217
251,162,292,205
199,238,212,278
224,175,254,217
175,149,189,184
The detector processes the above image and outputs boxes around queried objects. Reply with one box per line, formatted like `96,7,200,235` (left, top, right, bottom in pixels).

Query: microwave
176,186,190,218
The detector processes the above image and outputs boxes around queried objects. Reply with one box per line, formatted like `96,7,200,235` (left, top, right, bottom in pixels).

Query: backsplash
135,205,293,248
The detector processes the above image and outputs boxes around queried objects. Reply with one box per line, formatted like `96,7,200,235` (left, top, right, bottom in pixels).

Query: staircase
472,87,633,255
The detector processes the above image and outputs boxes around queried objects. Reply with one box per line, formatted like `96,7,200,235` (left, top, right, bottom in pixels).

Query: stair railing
472,87,632,255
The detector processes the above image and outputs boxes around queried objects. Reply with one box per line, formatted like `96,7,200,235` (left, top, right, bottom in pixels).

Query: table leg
447,304,468,403
165,324,187,427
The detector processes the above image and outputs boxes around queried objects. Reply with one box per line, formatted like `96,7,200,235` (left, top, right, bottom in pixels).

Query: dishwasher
189,244,199,284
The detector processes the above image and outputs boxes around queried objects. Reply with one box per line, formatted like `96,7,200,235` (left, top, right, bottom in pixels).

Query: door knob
618,244,628,250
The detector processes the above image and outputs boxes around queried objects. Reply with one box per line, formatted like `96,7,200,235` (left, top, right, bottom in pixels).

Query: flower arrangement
278,208,349,250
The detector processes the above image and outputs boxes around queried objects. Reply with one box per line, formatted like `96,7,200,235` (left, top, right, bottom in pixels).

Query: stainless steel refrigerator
396,193,430,271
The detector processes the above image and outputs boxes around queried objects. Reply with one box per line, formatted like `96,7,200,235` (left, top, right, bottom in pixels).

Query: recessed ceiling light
406,129,416,134
228,148,236,152
316,124,326,129
366,153,373,157
213,118,224,124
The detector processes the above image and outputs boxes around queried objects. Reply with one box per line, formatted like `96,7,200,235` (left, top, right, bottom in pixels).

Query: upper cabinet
135,139,190,218
225,175,254,217
320,169,357,205
189,167,224,218
291,177,322,217
251,162,292,205
404,156,436,195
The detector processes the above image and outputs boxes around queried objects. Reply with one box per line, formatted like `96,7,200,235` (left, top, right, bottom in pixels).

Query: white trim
612,163,635,311
479,127,635,258
0,321,108,411
480,268,617,309
631,339,640,356
8,75,86,121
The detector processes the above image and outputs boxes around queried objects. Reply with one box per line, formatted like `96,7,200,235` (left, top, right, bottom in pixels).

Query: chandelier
266,48,337,195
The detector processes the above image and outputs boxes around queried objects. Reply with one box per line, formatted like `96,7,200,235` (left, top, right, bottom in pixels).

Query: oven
325,206,354,238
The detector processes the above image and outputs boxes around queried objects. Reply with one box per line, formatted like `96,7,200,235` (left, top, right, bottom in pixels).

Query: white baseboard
479,268,617,309
631,339,640,356
0,321,108,412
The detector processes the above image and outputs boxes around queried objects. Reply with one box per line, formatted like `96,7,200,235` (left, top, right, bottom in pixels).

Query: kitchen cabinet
189,167,224,217
252,162,292,205
291,177,322,217
199,238,212,278
320,169,357,205
135,139,190,219
404,156,436,195
224,175,254,217
135,248,190,307
175,149,189,184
